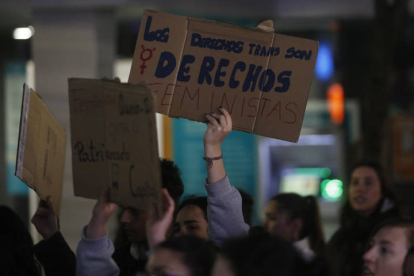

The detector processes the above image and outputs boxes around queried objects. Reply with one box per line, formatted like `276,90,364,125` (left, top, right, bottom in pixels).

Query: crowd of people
1,107,413,276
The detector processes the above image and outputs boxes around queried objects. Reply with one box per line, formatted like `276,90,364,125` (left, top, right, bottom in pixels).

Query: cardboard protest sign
15,84,66,216
68,79,162,211
129,10,319,142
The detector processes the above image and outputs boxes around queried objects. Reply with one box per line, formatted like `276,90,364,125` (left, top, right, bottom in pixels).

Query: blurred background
0,0,414,251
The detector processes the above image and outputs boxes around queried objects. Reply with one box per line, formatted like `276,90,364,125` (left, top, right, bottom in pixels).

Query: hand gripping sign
129,10,319,142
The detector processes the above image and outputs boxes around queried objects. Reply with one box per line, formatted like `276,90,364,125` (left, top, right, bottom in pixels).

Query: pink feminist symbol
140,45,156,74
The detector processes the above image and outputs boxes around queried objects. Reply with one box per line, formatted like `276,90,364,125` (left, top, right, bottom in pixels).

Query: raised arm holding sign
202,108,249,245
203,108,232,184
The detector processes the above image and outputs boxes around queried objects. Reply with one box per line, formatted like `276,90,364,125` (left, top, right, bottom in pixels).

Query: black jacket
112,242,149,276
34,231,76,276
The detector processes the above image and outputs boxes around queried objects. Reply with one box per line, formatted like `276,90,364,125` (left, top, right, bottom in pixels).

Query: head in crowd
160,159,185,208
340,160,402,225
363,218,414,276
173,196,208,240
0,205,41,276
120,158,184,243
238,189,254,227
146,235,216,276
264,193,325,256
212,235,308,276
404,246,414,276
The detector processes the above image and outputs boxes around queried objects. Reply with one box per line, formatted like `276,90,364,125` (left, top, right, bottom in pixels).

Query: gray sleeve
205,175,250,246
76,226,120,276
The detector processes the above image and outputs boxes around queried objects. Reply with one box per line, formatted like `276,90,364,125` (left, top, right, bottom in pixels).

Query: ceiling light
13,26,35,40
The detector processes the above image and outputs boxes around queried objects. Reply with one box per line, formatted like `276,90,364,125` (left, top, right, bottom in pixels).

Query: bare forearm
205,145,226,184
86,217,107,239
203,108,231,184
85,187,117,240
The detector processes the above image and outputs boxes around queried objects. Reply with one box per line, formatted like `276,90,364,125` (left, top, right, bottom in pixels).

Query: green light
321,179,343,201
294,168,320,175
319,167,331,179
321,179,330,198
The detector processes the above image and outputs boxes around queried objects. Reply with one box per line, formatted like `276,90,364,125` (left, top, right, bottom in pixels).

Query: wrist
86,219,107,239
204,146,222,157
90,211,110,225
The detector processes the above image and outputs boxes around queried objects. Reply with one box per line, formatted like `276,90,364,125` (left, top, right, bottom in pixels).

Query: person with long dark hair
0,205,42,276
327,161,403,276
264,193,326,261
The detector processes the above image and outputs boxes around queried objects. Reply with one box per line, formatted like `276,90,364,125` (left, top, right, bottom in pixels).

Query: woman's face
362,226,409,276
173,205,208,240
146,248,190,276
349,166,382,216
263,200,299,242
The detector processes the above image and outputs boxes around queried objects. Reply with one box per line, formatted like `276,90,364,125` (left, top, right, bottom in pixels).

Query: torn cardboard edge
16,84,31,179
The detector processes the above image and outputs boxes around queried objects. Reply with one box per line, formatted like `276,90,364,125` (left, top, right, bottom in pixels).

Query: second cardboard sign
68,79,162,211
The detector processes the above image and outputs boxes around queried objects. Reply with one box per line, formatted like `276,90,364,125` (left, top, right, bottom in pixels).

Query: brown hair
340,160,403,227
371,218,414,249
